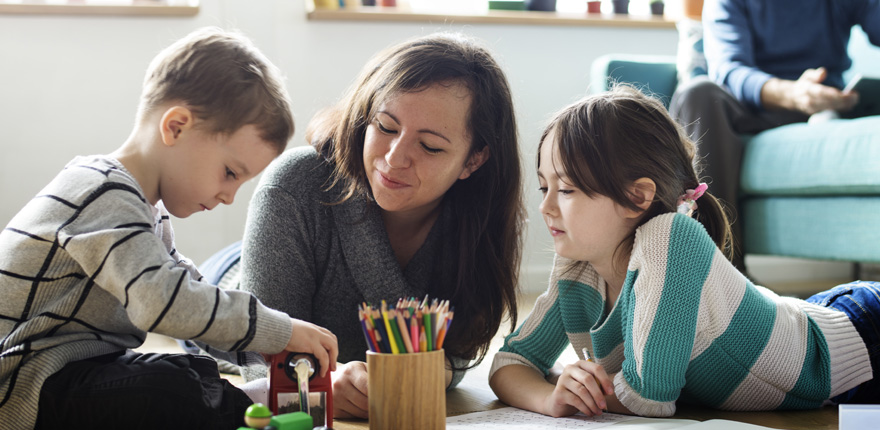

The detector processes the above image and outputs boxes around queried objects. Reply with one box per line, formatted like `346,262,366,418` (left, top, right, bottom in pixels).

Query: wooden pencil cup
367,349,446,430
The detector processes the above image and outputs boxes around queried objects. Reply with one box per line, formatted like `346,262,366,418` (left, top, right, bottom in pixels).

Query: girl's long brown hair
538,85,732,272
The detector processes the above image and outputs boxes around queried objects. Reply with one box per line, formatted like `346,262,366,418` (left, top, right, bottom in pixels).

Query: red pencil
410,310,419,353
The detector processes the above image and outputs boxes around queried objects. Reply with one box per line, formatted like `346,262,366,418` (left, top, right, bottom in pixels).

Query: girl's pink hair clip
676,182,708,216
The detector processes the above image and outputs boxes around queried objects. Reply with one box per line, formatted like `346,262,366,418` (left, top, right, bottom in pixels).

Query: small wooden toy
244,403,273,429
238,404,313,430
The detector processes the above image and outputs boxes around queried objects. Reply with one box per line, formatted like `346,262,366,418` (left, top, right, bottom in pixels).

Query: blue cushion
741,116,880,196
590,54,678,108
198,241,242,285
676,18,707,83
743,197,880,262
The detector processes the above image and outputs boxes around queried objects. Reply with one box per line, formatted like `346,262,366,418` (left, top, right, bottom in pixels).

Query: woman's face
363,82,487,218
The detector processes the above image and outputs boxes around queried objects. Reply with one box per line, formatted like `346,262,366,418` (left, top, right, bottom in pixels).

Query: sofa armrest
590,54,678,107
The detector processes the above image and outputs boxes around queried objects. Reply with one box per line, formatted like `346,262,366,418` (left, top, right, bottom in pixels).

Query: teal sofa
590,53,880,264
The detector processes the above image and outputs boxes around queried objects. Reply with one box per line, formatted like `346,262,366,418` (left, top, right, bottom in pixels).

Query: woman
240,32,525,418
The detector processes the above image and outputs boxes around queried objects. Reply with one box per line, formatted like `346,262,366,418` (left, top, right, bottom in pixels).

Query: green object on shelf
489,0,526,10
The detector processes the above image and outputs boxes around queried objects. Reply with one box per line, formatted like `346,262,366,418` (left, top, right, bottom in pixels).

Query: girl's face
363,82,487,218
537,131,635,265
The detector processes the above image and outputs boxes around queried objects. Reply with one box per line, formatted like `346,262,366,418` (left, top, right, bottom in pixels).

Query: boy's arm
59,188,291,354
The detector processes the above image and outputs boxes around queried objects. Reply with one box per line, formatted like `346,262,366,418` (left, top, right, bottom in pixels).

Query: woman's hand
543,359,615,418
332,361,369,419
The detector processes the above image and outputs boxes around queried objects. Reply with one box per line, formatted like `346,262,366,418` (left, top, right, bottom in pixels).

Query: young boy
0,27,337,430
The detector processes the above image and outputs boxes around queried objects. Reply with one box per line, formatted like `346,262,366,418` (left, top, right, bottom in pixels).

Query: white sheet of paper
446,407,779,429
446,407,641,429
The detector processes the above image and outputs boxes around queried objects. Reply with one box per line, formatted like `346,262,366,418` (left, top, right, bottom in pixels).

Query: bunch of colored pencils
358,296,453,354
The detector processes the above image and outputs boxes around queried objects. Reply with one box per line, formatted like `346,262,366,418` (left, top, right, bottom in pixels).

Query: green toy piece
244,403,273,429
269,411,313,430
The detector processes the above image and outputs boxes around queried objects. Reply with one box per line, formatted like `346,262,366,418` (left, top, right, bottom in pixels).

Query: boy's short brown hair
139,27,293,153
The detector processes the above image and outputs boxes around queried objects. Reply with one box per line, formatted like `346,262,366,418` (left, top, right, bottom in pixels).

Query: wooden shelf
308,7,676,29
0,0,198,16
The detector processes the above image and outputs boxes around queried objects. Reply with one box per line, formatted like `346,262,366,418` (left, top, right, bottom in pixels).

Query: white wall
0,0,853,292
0,0,681,292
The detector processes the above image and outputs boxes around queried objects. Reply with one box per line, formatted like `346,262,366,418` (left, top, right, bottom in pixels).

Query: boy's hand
286,318,338,377
543,359,614,418
332,361,369,418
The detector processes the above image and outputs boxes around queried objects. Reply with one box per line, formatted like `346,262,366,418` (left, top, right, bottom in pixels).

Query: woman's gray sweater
241,146,467,386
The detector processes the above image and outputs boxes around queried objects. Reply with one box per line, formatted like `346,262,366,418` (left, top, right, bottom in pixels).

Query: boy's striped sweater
0,156,292,429
491,213,871,417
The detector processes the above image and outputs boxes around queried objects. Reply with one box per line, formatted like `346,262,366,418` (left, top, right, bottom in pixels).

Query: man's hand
762,67,859,114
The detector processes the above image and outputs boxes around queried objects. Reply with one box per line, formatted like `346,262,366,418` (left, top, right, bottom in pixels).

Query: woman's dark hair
307,32,525,367
538,85,732,271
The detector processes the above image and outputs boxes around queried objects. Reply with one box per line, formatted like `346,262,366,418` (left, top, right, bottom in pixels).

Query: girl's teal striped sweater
491,213,871,417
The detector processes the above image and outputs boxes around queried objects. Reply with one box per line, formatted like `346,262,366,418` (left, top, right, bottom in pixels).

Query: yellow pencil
583,347,608,411
582,347,593,362
381,301,399,354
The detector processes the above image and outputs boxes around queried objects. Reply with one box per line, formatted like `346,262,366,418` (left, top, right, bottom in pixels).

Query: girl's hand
332,361,369,419
543,359,615,418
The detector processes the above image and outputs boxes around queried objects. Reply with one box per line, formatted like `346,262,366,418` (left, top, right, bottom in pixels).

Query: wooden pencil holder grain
367,349,446,430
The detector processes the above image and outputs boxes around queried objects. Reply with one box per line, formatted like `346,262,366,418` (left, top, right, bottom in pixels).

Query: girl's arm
490,362,630,417
490,364,555,414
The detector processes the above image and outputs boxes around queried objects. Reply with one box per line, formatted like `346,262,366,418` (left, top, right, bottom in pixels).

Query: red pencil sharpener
267,352,333,428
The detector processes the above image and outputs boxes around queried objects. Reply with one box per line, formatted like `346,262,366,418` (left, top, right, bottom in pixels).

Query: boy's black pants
35,350,252,430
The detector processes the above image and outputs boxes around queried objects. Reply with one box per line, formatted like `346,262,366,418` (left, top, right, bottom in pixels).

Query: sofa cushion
740,116,880,196
743,197,880,262
590,54,678,108
676,18,707,84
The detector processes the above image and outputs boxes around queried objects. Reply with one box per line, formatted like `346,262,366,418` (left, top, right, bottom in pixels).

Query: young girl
489,85,878,418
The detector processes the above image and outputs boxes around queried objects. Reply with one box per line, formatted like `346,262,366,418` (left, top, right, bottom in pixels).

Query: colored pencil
419,326,427,352
358,309,376,352
358,296,453,353
410,311,419,353
395,310,414,353
423,309,432,351
380,301,400,354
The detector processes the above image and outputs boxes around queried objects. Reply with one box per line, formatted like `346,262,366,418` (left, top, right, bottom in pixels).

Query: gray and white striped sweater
0,155,292,429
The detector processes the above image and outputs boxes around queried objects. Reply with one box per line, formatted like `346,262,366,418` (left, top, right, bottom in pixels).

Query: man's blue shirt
704,0,880,110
